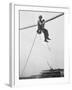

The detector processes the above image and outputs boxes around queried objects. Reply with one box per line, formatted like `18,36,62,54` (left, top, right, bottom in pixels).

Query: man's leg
42,29,48,42
45,29,51,40
43,29,51,42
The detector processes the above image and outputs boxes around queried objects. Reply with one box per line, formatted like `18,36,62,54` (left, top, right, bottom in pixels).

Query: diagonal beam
19,13,64,30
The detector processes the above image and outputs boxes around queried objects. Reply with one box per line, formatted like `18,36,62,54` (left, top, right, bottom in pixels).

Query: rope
19,13,64,30
21,33,37,76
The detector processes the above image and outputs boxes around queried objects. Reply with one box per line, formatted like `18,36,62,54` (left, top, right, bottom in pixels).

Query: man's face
39,17,42,21
39,16,42,20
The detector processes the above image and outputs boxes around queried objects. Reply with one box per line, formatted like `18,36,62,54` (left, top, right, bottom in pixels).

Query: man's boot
47,37,51,40
44,39,48,42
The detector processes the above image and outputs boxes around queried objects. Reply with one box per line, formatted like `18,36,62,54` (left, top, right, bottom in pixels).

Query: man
37,15,51,42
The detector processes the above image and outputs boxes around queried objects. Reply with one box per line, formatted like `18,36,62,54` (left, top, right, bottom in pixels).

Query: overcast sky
19,10,64,77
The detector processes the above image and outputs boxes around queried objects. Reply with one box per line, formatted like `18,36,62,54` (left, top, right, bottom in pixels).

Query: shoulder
38,20,40,22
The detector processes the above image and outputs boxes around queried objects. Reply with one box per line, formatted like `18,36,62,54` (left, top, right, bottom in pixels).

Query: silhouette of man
37,15,51,42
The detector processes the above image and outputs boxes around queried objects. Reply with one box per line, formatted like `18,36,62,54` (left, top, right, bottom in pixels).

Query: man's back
38,20,43,30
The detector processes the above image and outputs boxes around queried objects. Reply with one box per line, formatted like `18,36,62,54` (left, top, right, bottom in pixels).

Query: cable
19,13,64,30
45,13,64,23
20,25,37,30
21,33,37,76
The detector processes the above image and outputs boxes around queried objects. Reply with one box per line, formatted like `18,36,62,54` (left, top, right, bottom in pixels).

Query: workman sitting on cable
37,15,51,42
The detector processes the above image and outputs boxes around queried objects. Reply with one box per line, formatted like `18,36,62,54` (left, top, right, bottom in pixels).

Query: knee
37,29,41,34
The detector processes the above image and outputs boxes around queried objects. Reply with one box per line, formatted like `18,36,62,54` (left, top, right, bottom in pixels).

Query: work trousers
42,28,49,40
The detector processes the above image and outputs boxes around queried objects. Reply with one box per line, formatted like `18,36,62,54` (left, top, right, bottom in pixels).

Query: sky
19,10,64,77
